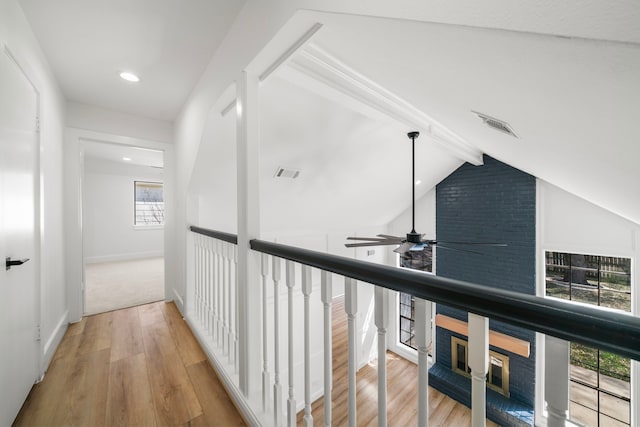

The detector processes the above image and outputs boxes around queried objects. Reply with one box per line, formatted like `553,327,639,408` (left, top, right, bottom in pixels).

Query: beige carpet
85,257,165,315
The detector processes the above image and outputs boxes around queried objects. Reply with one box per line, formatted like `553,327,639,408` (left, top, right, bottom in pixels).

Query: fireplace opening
451,336,510,397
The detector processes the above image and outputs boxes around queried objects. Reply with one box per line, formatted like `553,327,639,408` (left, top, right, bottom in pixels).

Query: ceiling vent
472,111,518,138
274,166,301,179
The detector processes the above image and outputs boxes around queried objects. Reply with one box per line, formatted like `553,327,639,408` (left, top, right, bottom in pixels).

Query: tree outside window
134,181,164,226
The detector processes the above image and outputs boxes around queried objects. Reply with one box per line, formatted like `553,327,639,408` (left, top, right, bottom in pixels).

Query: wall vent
472,111,518,138
274,166,301,179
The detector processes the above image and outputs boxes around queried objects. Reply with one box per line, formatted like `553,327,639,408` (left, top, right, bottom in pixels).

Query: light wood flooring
297,296,500,426
13,301,245,426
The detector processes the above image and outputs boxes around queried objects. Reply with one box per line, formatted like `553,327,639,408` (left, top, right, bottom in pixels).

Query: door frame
64,128,175,322
2,41,43,377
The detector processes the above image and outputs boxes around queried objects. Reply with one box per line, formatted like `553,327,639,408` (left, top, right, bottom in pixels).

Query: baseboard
84,250,163,264
42,310,69,374
184,315,263,426
172,288,184,314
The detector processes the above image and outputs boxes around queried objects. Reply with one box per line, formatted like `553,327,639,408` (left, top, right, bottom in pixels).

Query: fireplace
430,155,536,426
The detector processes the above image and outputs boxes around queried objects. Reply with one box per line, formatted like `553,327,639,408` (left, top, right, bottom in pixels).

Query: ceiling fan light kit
345,131,507,255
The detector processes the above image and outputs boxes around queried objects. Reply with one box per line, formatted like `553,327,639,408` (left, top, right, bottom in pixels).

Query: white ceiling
18,0,246,121
192,14,640,233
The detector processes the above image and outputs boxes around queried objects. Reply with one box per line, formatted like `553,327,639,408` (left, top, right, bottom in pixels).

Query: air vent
274,166,301,179
472,111,518,138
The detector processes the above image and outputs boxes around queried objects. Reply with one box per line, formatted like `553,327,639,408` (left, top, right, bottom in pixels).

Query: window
134,181,164,226
451,336,510,397
545,251,631,427
398,246,433,350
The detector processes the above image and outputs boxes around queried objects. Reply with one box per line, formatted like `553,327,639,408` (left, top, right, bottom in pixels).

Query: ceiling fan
345,131,506,255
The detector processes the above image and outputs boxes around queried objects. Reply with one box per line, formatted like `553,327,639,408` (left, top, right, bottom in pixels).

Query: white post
273,257,283,427
415,298,432,427
302,266,314,427
194,235,200,321
233,245,239,373
236,70,262,396
545,336,569,427
374,286,389,427
468,313,489,427
286,261,297,427
226,243,233,358
345,278,358,427
321,271,333,427
261,253,270,412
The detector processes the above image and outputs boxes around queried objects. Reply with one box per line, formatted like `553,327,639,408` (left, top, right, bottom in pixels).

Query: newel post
236,70,261,397
545,336,569,426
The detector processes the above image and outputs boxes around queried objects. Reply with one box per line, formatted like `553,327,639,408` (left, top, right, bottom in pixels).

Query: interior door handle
5,257,30,271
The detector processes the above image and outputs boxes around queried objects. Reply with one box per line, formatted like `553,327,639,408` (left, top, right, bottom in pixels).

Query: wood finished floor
13,301,245,427
297,296,500,427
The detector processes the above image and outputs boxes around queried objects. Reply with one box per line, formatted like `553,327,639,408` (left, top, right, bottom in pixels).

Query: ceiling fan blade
433,241,508,246
436,245,483,255
376,234,404,240
346,236,400,242
345,241,402,248
393,242,414,254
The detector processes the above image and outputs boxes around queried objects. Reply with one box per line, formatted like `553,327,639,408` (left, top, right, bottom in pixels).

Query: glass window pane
570,381,598,411
546,263,570,300
570,343,598,386
599,289,631,312
571,285,598,306
599,352,630,392
599,392,630,425
570,400,598,426
599,414,629,427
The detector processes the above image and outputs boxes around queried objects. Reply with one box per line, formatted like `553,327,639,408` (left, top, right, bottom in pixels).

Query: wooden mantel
435,314,530,358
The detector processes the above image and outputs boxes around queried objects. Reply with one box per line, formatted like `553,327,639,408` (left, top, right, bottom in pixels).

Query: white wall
0,0,67,372
83,157,164,263
538,180,640,425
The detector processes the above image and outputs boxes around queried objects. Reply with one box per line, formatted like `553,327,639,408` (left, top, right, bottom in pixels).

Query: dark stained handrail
189,226,640,360
190,225,238,244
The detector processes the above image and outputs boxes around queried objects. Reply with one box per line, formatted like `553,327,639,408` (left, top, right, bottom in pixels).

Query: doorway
82,141,165,314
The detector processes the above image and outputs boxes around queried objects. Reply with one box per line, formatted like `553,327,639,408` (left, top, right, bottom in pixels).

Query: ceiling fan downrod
406,131,421,244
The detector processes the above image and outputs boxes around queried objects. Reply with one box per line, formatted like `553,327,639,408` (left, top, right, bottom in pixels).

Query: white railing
187,226,640,427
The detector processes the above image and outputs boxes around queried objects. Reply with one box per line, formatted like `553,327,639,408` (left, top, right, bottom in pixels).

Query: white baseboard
184,315,263,426
42,310,69,374
172,288,184,314
84,250,163,264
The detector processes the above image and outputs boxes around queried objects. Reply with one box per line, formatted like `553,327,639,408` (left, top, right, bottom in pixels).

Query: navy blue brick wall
434,155,536,408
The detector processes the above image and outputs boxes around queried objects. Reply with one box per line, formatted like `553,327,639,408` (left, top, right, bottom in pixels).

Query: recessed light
123,157,132,161
415,180,422,185
119,72,140,82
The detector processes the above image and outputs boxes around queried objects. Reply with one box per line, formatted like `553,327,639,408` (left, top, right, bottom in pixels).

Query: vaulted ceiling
17,2,640,232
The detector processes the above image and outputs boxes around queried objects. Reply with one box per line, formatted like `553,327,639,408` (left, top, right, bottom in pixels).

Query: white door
0,48,39,426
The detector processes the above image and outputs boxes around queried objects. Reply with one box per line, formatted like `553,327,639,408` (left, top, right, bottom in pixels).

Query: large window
545,251,631,427
399,246,433,350
134,181,164,226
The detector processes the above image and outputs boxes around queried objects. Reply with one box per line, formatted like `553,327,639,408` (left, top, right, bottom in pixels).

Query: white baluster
226,243,233,357
415,298,432,427
196,235,202,323
222,242,228,354
345,277,358,427
545,336,569,427
302,265,313,427
233,245,239,373
286,261,296,427
214,239,221,344
468,313,489,427
374,287,389,427
273,257,283,426
321,271,333,427
208,238,215,336
204,238,211,333
261,253,270,412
